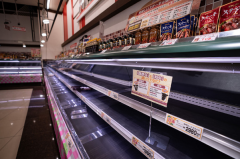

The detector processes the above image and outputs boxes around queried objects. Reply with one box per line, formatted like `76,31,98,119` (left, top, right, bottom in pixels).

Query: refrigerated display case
45,30,240,159
0,60,42,83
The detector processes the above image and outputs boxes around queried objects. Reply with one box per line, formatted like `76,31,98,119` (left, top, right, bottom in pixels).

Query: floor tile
0,136,22,159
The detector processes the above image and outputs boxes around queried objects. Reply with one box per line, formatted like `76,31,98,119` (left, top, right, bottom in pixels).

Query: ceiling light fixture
41,40,45,43
23,44,26,47
40,44,44,47
42,8,49,24
41,28,46,36
47,0,51,10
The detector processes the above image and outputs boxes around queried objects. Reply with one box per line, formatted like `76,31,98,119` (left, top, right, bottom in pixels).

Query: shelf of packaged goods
47,67,239,159
64,33,240,60
48,66,240,158
64,57,240,74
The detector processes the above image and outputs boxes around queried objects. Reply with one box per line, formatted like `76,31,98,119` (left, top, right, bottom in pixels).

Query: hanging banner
131,70,172,107
12,26,26,32
125,0,201,32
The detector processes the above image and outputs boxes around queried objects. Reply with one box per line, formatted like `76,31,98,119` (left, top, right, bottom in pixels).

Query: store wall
63,0,149,50
0,14,39,42
41,13,64,59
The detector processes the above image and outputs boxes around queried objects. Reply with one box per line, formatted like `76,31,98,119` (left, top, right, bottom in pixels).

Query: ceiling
1,0,64,12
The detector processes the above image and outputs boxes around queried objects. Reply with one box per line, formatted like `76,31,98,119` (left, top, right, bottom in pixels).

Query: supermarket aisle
0,84,60,159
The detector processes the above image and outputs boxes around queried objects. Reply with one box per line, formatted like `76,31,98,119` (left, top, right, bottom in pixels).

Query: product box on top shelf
199,7,220,35
141,27,150,43
135,30,142,44
176,14,191,38
160,21,174,41
219,0,240,32
149,25,159,42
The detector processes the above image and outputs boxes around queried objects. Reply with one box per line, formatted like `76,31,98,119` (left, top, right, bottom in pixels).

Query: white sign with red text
137,43,151,49
12,26,26,32
160,39,178,46
192,33,218,43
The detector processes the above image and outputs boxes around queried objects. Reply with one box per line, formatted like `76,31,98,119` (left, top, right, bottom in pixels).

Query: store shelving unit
0,60,42,83
48,30,240,158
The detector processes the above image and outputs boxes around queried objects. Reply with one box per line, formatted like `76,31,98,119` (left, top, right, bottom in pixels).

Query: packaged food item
219,1,240,32
149,25,159,42
176,14,191,38
199,7,220,35
112,38,117,49
123,35,127,46
118,37,122,47
160,21,174,41
194,17,198,36
108,39,113,49
98,40,102,52
102,41,106,50
132,34,136,45
135,30,142,44
172,21,177,39
127,34,133,45
190,15,195,36
141,27,150,43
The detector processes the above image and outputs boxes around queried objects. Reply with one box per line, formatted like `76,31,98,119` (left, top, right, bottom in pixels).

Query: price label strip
132,136,154,159
160,39,178,46
107,90,119,100
101,50,107,53
165,114,203,140
138,43,151,49
122,45,132,51
192,33,218,43
100,111,111,125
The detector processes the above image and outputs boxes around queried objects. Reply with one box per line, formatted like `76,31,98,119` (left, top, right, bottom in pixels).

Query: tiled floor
0,84,60,159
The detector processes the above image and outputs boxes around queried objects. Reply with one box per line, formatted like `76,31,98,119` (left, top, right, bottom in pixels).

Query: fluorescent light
0,72,18,73
43,19,49,24
42,32,46,36
0,68,18,69
19,67,41,69
23,44,26,47
41,44,44,47
47,0,51,9
41,40,45,43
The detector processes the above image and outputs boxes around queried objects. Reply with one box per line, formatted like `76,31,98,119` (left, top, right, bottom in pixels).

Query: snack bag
219,1,240,32
176,15,191,38
160,21,174,41
199,7,220,35
194,17,198,36
191,15,195,36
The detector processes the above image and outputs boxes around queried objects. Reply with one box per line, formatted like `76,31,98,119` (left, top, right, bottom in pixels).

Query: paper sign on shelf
137,43,151,49
65,133,74,151
165,114,203,140
192,33,218,43
122,45,132,51
107,90,119,100
101,50,107,53
131,70,173,107
132,136,154,159
160,39,178,46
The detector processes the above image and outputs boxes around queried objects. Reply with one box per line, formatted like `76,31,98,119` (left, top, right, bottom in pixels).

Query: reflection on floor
0,84,60,159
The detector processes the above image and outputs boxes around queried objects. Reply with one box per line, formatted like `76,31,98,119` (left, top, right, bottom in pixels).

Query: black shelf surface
53,68,240,143
46,70,146,159
48,67,233,159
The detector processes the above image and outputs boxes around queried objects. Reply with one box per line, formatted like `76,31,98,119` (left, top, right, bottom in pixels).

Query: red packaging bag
219,1,240,32
199,7,220,35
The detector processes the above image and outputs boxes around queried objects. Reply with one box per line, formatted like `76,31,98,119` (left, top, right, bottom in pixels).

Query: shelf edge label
160,39,178,46
132,136,154,159
137,43,151,49
107,90,119,100
165,113,203,140
192,33,218,43
122,45,132,51
101,111,111,125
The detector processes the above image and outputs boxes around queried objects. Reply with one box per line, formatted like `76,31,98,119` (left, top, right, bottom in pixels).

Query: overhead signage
131,70,173,107
12,26,26,32
125,0,201,32
70,43,77,48
192,33,218,43
31,49,41,57
165,114,203,140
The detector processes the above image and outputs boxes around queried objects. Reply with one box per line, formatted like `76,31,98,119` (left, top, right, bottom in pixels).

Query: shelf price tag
192,33,218,43
137,43,151,49
132,136,154,159
100,50,107,53
122,45,132,51
165,114,203,140
107,90,118,100
100,111,111,125
160,39,178,46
